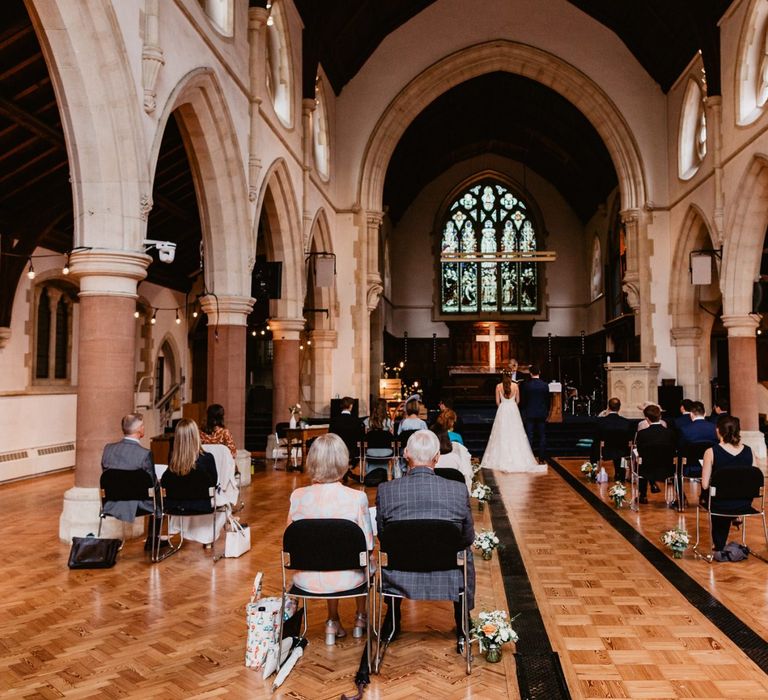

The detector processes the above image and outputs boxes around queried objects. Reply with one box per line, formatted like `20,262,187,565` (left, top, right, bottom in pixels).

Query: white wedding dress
481,394,547,473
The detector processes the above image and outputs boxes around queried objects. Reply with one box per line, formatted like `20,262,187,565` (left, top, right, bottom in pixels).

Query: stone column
721,314,766,469
270,317,305,430
621,208,655,361
247,4,269,202
59,250,151,542
670,326,708,407
200,294,254,448
307,328,337,417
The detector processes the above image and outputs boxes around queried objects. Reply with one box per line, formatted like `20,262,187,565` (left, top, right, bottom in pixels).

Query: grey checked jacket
101,438,157,521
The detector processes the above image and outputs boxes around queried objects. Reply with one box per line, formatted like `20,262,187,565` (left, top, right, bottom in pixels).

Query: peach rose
482,623,497,636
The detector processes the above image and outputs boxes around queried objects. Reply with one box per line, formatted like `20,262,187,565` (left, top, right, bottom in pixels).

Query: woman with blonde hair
287,433,373,644
165,419,217,511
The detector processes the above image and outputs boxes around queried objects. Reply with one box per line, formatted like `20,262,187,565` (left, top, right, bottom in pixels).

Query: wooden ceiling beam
0,160,67,203
0,95,65,148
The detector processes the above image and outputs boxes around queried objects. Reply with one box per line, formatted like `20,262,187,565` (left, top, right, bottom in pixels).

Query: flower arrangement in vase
473,529,501,560
471,482,492,510
471,610,519,663
661,527,690,559
608,482,627,508
580,461,599,481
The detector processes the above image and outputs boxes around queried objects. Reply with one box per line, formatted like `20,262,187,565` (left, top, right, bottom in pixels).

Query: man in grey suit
101,413,159,550
375,430,475,653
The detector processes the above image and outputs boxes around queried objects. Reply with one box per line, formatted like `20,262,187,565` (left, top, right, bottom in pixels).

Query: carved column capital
248,6,269,30
307,328,337,348
367,211,384,230
721,314,761,337
200,294,255,326
367,280,384,312
68,249,151,298
269,317,305,341
0,326,11,349
670,326,703,346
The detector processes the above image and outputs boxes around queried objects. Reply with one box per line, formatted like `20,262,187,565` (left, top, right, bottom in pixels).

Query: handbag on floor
245,573,297,670
225,516,251,558
68,534,121,569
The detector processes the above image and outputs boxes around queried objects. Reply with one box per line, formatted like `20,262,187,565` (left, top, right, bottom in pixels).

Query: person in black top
595,397,631,481
634,404,676,503
329,396,365,480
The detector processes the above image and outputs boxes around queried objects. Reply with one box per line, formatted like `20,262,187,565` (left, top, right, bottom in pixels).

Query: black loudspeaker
330,398,359,418
252,261,282,300
657,384,683,417
753,281,768,313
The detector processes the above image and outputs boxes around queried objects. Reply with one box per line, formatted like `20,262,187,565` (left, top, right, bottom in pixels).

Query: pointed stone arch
722,154,768,316
254,158,304,320
28,0,150,250
358,40,646,215
669,206,720,404
152,68,251,297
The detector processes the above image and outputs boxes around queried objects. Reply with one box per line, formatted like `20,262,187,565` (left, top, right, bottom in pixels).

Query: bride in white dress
481,373,547,473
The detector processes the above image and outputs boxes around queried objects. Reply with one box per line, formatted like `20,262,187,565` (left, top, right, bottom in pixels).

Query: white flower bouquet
580,461,599,481
471,610,519,656
661,527,690,559
471,482,492,502
473,529,501,559
608,482,627,508
289,403,302,417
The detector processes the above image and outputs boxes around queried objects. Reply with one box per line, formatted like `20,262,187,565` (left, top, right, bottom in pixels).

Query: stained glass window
440,180,539,314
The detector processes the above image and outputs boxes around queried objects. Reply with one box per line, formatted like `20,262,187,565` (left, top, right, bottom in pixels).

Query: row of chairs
97,467,224,562
277,518,472,676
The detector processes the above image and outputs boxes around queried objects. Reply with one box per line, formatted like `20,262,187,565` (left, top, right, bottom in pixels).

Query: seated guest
674,398,695,432
434,408,464,445
434,430,473,492
364,406,396,476
200,403,237,460
287,433,373,644
634,404,676,503
678,401,717,450
376,430,475,653
397,398,428,434
595,397,631,481
708,398,730,424
635,402,667,434
438,398,465,435
163,419,217,512
701,416,753,555
329,396,365,481
101,412,158,551
365,398,394,432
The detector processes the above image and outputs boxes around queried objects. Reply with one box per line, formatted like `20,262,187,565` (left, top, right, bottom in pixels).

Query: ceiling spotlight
27,259,35,280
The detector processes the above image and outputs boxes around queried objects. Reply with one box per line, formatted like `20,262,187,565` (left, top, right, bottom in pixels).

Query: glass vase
478,501,485,512
613,497,623,509
484,643,502,663
482,550,493,561
672,549,684,559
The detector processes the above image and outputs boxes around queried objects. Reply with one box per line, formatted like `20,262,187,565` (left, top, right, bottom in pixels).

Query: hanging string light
134,309,141,319
62,253,70,275
150,309,157,325
175,309,181,325
26,258,35,280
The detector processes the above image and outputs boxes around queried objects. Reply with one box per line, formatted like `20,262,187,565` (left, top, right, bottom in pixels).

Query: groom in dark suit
520,366,550,462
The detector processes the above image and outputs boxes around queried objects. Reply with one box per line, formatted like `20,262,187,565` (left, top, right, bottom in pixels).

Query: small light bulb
192,310,198,318
134,310,140,319
266,15,274,26
266,324,271,331
399,361,404,368
27,268,35,280
307,339,312,346
175,314,181,325
260,329,265,336
151,311,157,325
252,329,257,336
62,264,70,275
299,344,304,350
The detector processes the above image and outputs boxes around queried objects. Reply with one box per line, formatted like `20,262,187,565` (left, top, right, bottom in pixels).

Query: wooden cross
475,325,508,372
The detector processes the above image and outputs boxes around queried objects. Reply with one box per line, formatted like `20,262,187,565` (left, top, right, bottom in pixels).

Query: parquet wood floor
557,458,768,643
0,466,517,699
496,462,768,699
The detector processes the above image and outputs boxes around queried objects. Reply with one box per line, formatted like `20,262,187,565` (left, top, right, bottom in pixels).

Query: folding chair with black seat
278,519,374,672
375,519,471,675
599,436,631,481
676,441,712,511
435,468,467,485
634,443,678,508
694,466,768,561
155,467,219,562
360,431,397,483
98,469,158,547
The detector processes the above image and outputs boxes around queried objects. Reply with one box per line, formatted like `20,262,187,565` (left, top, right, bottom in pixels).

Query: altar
445,366,503,400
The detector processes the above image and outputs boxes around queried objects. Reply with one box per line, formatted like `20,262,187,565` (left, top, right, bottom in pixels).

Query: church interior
2,0,768,697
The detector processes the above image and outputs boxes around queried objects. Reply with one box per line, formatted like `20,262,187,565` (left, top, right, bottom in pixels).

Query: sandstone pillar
59,250,150,542
671,326,709,409
620,209,655,362
270,317,305,429
307,328,337,417
722,314,765,469
200,294,254,448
